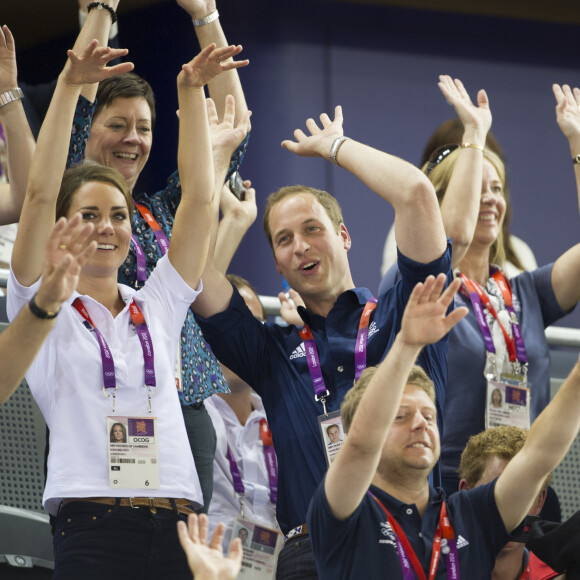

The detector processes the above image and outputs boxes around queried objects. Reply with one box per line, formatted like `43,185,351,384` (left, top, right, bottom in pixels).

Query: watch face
575,154,580,165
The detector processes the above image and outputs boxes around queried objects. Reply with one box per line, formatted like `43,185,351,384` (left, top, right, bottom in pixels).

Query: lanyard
131,202,171,284
368,492,460,580
225,418,278,516
72,297,156,412
458,271,527,377
298,298,377,415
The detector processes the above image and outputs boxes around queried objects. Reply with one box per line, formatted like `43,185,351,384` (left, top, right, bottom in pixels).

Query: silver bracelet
329,136,349,167
0,88,24,109
192,10,219,27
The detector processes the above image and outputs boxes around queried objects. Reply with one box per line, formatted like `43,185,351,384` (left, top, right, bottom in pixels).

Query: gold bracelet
461,143,484,152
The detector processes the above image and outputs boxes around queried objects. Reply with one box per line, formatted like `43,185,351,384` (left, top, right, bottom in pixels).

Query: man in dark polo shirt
307,274,580,579
194,106,451,579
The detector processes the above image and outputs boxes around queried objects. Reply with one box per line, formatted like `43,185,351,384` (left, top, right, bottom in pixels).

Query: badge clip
315,390,330,416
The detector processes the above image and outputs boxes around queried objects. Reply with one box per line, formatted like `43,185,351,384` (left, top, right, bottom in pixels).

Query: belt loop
113,497,122,513
170,498,179,516
148,498,157,514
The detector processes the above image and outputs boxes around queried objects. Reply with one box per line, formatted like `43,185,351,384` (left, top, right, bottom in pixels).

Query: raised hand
179,43,249,89
219,181,257,228
177,513,242,580
553,84,580,142
0,26,18,93
399,275,467,348
282,105,344,158
278,288,305,327
437,75,491,143
36,214,97,313
207,95,251,172
63,40,134,88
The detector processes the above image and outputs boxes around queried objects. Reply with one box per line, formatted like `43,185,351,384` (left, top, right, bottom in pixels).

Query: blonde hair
424,148,507,267
341,365,435,433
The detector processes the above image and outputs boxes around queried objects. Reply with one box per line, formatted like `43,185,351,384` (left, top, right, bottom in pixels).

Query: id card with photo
107,416,160,489
231,516,283,579
485,380,531,430
318,410,346,466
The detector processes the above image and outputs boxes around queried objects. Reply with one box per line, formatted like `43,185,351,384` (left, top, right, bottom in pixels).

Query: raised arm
324,275,467,520
177,0,248,122
188,93,253,315
546,84,580,312
281,106,446,264
495,354,580,532
436,76,492,267
169,44,248,288
11,42,132,287
75,0,120,103
1,215,96,405
0,26,35,224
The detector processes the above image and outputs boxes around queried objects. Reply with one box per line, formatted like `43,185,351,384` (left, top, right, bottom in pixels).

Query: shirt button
406,508,413,515
337,366,344,373
418,532,422,538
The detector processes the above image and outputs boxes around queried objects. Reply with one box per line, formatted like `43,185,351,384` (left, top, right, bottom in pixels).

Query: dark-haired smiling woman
7,29,248,579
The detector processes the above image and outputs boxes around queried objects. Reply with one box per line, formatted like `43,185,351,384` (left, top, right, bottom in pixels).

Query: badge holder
318,410,346,466
230,515,283,579
107,416,160,489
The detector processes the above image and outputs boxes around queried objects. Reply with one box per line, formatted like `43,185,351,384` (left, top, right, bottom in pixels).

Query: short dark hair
95,73,156,129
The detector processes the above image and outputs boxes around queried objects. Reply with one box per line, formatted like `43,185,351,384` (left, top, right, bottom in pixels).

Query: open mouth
113,152,138,161
97,244,116,251
301,261,318,271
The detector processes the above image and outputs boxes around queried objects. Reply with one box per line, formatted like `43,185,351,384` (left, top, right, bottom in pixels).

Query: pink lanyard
72,297,156,412
458,271,527,377
298,298,377,414
369,492,460,580
225,418,278,515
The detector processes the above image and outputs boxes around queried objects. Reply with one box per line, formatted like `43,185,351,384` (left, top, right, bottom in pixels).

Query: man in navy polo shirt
307,274,580,579
194,106,451,579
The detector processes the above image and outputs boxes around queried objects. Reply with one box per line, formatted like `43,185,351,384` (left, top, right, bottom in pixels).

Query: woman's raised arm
11,42,132,287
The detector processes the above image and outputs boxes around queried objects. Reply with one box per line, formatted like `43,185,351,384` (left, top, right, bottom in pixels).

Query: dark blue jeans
53,501,191,580
276,535,319,580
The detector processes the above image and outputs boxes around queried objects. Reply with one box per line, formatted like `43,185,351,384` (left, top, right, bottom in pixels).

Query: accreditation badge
485,379,531,430
318,410,346,466
107,416,160,489
231,515,283,579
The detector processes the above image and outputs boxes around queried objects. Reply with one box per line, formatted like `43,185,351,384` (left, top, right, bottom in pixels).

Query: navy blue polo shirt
307,479,510,579
196,243,452,534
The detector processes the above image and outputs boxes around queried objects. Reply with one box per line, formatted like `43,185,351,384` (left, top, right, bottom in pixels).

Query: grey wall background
10,0,580,327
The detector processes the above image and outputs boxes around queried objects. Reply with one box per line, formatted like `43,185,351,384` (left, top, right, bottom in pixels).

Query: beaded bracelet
87,2,118,24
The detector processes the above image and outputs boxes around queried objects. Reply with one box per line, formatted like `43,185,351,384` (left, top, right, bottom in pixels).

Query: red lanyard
369,492,460,580
458,272,518,363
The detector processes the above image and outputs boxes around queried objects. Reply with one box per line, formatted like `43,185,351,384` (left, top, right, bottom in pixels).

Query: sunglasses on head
425,143,460,176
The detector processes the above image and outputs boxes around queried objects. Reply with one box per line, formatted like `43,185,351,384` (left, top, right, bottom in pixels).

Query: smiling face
67,181,132,278
268,193,353,312
472,159,506,249
85,97,153,192
381,384,440,474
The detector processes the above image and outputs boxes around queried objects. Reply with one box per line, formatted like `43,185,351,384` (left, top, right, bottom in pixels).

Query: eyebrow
78,205,128,211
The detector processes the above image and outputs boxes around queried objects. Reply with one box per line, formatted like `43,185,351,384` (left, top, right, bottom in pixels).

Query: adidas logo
456,535,469,550
368,321,379,339
290,343,306,360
